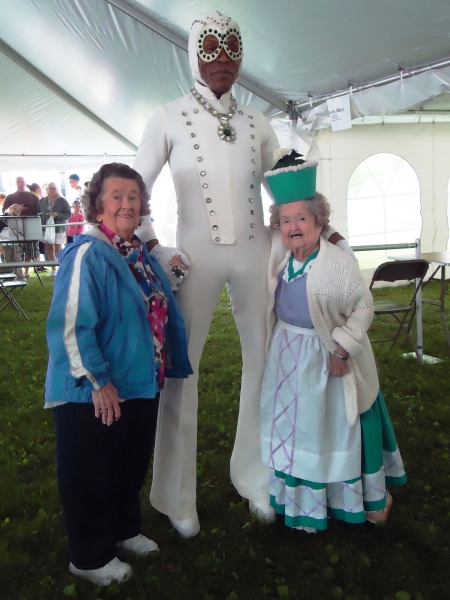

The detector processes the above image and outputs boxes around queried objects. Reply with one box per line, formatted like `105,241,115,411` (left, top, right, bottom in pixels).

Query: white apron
260,320,362,483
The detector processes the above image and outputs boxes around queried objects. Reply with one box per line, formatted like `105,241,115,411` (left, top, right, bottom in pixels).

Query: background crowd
0,174,86,277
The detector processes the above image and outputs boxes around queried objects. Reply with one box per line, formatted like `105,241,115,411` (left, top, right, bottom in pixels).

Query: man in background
3,176,39,277
68,174,83,202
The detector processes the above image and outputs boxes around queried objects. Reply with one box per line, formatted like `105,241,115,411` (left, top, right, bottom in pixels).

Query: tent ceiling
130,0,450,102
1,0,450,170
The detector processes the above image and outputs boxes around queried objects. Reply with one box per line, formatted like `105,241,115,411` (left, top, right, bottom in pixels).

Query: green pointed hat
265,149,318,205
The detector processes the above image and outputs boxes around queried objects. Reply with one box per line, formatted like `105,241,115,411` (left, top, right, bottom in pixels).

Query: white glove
336,239,358,264
135,214,157,244
150,244,190,290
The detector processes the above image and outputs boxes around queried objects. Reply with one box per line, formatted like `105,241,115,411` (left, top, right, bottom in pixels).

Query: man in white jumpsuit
134,11,348,537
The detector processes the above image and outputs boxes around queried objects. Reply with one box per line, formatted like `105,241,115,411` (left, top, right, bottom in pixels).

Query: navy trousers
53,396,159,569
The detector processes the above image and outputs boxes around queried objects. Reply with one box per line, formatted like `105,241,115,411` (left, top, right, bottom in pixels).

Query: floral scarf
99,223,168,390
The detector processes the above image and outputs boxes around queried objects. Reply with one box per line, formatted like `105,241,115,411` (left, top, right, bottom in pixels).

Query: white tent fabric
1,0,450,171
2,0,450,257
304,65,450,131
309,121,450,280
0,53,134,172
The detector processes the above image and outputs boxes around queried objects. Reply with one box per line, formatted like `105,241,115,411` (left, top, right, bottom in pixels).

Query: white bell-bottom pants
150,234,271,520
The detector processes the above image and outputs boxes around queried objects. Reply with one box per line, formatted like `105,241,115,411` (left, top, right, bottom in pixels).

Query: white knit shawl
266,231,379,425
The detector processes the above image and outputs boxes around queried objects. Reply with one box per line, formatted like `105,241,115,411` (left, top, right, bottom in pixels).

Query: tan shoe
366,491,393,524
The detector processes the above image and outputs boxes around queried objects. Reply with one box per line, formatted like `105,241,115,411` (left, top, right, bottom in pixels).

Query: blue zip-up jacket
45,228,192,403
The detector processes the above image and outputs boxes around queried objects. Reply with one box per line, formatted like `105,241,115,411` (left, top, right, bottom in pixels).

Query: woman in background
39,183,71,276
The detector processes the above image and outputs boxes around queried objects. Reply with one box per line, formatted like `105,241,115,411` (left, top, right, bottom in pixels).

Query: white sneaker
117,534,159,556
169,513,200,538
249,500,276,523
69,557,132,587
295,525,318,533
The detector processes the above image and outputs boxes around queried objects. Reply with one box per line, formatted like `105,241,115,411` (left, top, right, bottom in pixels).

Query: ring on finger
100,410,107,414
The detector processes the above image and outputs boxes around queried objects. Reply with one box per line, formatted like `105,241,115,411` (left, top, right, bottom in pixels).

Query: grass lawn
0,276,449,599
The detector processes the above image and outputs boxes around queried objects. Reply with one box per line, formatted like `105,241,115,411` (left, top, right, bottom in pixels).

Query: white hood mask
188,11,243,88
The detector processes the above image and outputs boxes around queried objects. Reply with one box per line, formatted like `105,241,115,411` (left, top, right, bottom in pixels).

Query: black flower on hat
271,149,306,171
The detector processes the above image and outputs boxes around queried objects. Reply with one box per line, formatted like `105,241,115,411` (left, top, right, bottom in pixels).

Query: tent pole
0,40,138,153
105,0,287,113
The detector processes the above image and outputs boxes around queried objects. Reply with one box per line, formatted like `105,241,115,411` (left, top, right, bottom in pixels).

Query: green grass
1,278,450,599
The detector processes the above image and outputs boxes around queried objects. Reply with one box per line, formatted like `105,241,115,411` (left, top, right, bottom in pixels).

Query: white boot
249,500,276,523
117,534,159,555
69,557,132,587
169,513,200,538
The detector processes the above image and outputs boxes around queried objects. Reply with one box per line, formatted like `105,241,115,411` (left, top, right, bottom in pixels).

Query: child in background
66,200,84,244
0,203,22,232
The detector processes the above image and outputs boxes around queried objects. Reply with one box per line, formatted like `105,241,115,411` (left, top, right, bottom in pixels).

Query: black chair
369,259,429,359
0,273,29,320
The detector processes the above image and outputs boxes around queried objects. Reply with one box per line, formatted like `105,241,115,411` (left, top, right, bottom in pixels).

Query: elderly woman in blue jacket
45,163,192,587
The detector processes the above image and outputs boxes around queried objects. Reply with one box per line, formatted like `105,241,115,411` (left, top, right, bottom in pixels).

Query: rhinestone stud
202,183,208,189
194,144,200,149
210,210,215,215
186,121,192,126
200,171,206,176
215,237,220,242
250,223,255,228
206,198,212,203
191,133,196,138
249,235,254,240
197,157,203,162
212,225,218,230
249,198,253,202
182,111,188,116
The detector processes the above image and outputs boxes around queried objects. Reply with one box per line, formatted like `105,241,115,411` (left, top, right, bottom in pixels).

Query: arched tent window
347,153,422,269
447,177,450,251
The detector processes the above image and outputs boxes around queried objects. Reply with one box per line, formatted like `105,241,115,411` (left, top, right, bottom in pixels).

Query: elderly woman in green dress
260,150,406,532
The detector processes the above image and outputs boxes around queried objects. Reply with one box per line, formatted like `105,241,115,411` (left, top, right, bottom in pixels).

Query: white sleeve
135,214,157,244
322,226,358,262
321,225,336,241
336,239,358,263
133,105,172,243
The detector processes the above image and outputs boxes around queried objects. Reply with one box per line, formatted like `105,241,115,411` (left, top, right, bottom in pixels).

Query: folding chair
369,259,429,360
0,274,29,320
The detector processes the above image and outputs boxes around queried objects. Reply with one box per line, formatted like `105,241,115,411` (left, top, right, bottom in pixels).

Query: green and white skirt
261,321,406,530
270,391,407,529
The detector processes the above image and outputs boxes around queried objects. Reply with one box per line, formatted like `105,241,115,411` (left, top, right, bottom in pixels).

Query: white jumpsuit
133,83,280,520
